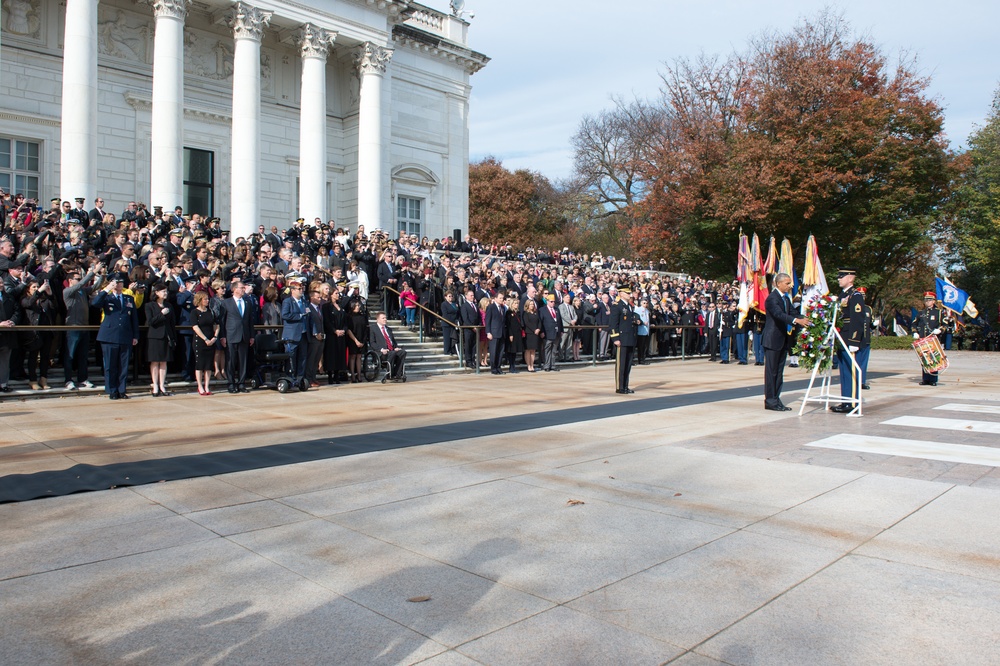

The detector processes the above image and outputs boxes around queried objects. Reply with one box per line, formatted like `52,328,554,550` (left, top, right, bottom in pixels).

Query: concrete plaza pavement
1,350,999,664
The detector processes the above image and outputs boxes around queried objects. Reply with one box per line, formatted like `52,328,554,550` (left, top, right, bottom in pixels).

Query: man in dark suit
220,280,255,393
370,311,406,379
539,293,563,372
608,287,639,394
91,273,140,400
484,291,507,375
763,272,810,411
704,301,721,361
281,279,308,388
304,285,325,387
376,252,399,319
458,289,480,368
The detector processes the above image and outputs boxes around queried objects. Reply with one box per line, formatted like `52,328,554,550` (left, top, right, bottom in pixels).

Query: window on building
183,148,213,217
397,196,422,236
0,137,40,201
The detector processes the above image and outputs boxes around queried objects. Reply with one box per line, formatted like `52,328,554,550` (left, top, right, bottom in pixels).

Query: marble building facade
0,0,487,240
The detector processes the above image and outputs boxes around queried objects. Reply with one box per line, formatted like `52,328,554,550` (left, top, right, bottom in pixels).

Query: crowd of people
0,190,798,398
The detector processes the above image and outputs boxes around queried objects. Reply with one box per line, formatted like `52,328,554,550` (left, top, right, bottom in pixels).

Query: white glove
913,333,919,339
848,345,859,353
932,328,941,335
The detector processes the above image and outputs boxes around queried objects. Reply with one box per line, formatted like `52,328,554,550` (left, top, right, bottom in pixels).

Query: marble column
226,1,271,241
355,42,392,232
296,24,335,226
60,0,99,201
149,0,189,210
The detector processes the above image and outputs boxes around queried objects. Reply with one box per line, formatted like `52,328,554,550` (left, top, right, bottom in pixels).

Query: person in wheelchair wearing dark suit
369,311,406,379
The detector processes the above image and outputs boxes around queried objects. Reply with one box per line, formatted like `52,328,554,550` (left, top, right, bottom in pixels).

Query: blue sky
441,0,1000,181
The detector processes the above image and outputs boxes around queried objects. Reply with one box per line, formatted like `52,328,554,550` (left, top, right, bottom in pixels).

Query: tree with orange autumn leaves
573,12,955,299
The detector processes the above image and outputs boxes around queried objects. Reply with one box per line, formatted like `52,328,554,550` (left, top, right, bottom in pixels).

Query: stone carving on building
184,30,233,80
98,10,151,62
3,0,41,39
297,22,335,60
260,51,273,92
355,42,392,76
226,1,271,42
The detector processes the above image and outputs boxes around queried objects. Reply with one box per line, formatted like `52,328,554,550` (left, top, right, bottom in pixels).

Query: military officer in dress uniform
913,291,943,386
91,272,139,400
608,287,638,394
68,197,90,224
831,267,865,413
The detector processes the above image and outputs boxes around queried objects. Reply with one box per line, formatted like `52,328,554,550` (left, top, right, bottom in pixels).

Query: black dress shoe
625,388,635,394
755,362,764,366
228,387,238,394
239,387,250,393
830,403,852,413
739,361,748,365
720,360,730,364
109,393,119,400
764,404,791,411
918,381,937,386
616,389,628,394
862,384,871,390
119,393,130,400
0,385,11,392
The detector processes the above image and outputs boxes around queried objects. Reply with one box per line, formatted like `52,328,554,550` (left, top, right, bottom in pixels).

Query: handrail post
457,325,465,368
592,325,598,366
419,311,424,343
681,328,686,361
475,328,480,375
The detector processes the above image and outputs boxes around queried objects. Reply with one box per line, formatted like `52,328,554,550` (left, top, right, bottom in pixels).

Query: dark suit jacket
763,289,798,351
458,299,480,327
440,300,460,326
92,291,139,345
221,297,254,344
377,261,398,289
369,322,398,353
484,302,506,338
539,303,563,340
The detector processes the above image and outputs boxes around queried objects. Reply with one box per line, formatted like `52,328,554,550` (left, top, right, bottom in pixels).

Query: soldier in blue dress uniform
831,268,865,413
91,272,139,399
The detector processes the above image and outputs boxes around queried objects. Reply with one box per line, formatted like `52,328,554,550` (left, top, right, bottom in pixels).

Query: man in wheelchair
369,311,406,380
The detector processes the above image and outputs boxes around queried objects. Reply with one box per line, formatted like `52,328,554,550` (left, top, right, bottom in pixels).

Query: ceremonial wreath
793,293,841,373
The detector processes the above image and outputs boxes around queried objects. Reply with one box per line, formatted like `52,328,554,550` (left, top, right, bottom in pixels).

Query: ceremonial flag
777,238,798,297
936,277,979,318
736,233,750,283
737,280,750,327
893,311,911,337
799,235,828,314
762,236,777,275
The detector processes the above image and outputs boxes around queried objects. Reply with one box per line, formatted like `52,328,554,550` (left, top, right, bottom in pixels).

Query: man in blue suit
762,273,810,411
91,273,139,399
281,277,308,388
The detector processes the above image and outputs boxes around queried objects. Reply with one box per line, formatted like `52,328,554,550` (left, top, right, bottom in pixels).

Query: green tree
948,87,1000,318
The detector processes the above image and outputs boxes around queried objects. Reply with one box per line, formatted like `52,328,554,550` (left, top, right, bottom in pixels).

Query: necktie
118,294,123,308
382,326,393,350
237,299,244,317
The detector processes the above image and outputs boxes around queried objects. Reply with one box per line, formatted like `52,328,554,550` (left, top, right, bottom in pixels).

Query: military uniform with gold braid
912,291,942,386
832,268,865,413
608,288,638,394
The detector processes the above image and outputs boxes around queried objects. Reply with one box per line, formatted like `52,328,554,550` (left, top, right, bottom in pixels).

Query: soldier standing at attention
608,287,638,394
831,268,865,413
913,292,943,386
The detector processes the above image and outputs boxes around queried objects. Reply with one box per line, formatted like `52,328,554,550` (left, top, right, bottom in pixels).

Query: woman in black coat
505,296,525,373
145,282,176,396
346,300,369,383
521,299,541,372
322,292,349,384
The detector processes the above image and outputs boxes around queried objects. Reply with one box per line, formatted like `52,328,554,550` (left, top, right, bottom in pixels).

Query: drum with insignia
912,334,948,374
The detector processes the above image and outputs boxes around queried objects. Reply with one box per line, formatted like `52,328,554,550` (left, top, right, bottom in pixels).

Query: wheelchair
248,333,299,393
362,346,407,384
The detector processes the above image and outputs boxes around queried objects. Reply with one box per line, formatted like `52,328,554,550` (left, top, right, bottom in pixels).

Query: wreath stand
797,301,863,417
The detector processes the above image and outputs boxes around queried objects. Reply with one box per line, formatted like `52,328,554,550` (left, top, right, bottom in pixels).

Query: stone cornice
0,111,62,128
392,25,488,74
123,91,232,124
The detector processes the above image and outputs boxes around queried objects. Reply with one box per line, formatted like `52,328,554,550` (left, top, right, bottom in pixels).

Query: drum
913,335,948,374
